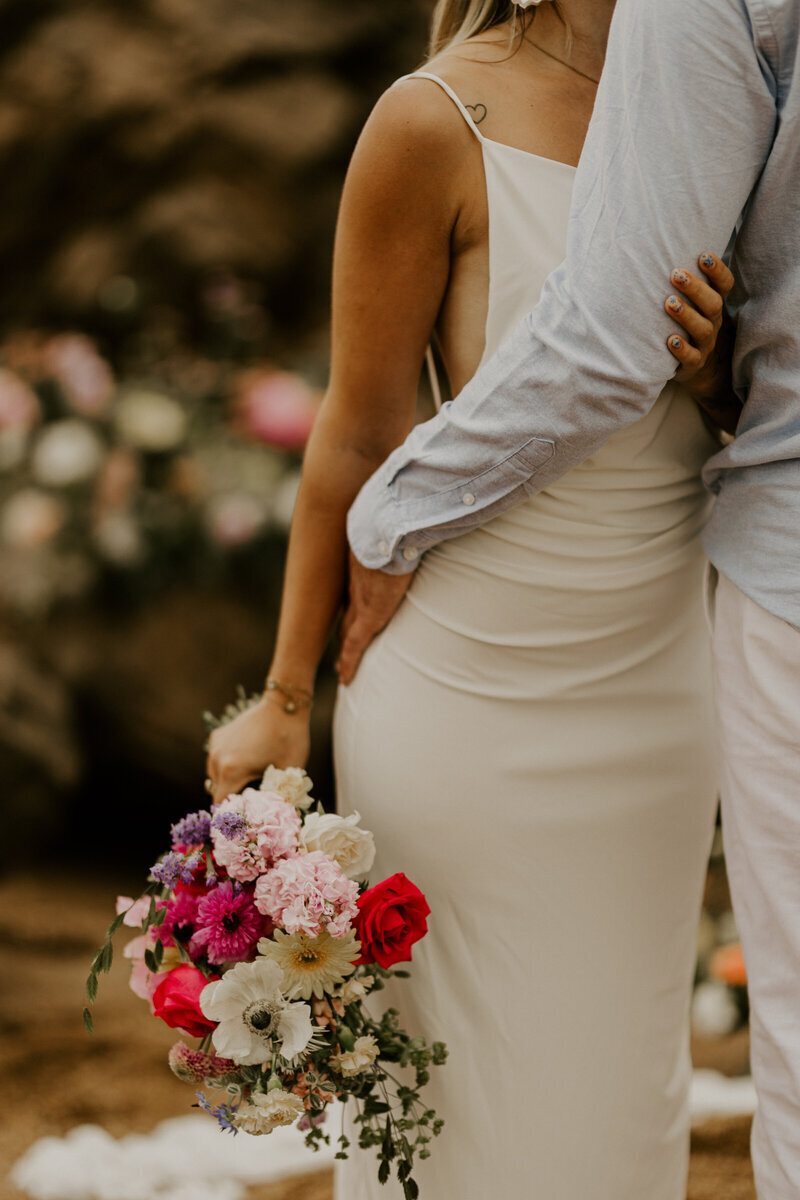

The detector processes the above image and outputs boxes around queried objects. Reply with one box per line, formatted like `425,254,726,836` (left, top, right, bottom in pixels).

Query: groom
340,0,800,1195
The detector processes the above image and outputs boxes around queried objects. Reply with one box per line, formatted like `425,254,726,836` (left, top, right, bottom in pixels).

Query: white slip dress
334,73,719,1200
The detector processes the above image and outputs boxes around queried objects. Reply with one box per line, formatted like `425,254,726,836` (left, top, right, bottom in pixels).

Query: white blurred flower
300,811,375,881
31,419,105,486
114,389,187,452
205,491,268,547
1,488,65,548
93,511,145,566
234,1089,305,1135
329,1035,379,1077
271,470,301,532
691,981,740,1037
261,765,314,811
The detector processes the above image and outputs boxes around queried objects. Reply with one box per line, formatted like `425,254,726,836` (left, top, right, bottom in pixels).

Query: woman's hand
665,252,741,434
205,697,310,806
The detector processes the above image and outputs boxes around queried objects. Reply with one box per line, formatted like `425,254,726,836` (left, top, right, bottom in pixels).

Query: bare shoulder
352,71,476,177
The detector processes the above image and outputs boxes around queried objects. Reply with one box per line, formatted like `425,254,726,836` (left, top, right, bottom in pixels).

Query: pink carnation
254,851,360,939
211,788,301,882
189,881,265,964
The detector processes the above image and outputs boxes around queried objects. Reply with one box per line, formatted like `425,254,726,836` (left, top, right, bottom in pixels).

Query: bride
207,1,738,1196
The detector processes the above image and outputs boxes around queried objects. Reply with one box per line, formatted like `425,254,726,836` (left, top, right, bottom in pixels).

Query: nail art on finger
699,253,715,268
670,336,683,350
671,269,690,286
666,295,683,313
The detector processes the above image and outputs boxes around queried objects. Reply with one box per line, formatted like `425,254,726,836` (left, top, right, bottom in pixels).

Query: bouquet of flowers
85,764,446,1198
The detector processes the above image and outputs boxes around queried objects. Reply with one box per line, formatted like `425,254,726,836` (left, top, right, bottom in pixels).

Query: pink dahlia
159,885,203,951
190,881,265,964
211,789,301,882
254,851,360,939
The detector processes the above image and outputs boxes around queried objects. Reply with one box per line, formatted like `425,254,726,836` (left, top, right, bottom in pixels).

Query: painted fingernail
670,336,683,349
699,253,715,268
671,269,690,286
667,295,683,312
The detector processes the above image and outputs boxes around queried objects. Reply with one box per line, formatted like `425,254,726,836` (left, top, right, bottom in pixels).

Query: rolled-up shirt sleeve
347,0,777,573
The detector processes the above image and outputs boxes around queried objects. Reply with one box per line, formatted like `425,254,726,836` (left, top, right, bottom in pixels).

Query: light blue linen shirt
347,0,800,629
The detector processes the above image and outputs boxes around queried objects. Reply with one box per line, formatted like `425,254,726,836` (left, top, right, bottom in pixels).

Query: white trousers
709,568,800,1198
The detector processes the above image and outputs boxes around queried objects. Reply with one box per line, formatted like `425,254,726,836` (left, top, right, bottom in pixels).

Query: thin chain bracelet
264,677,314,714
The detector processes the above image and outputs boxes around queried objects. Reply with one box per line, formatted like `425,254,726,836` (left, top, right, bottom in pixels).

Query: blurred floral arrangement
0,277,322,617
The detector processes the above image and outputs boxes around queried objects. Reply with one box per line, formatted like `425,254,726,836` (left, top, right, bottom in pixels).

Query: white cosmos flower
235,1088,305,1134
199,958,315,1065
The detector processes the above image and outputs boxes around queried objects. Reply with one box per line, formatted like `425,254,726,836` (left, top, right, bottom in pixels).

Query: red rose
152,964,218,1038
354,873,430,968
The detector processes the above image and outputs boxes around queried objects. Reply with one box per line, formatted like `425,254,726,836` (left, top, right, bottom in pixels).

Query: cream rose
235,1089,305,1134
261,765,314,810
330,1035,379,1077
300,811,375,880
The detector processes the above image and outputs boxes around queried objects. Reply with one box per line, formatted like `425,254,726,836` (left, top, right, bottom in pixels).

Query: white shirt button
378,540,390,556
462,492,476,506
402,546,419,562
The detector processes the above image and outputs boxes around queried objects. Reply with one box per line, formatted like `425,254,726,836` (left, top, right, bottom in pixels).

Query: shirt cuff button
462,492,475,506
378,540,390,556
402,546,419,562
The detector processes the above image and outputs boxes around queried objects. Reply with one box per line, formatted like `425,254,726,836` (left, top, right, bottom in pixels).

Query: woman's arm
205,83,462,801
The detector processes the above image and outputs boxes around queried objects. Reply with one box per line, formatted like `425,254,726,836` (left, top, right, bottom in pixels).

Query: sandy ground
1,873,755,1200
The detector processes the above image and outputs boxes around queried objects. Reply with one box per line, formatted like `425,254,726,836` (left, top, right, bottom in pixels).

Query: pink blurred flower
254,851,360,939
232,368,317,451
94,447,140,511
43,333,115,417
116,894,152,927
190,881,265,964
123,934,170,1004
205,491,268,547
211,789,301,883
0,368,40,431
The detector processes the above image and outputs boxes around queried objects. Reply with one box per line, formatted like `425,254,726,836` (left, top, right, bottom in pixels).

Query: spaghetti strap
394,72,485,142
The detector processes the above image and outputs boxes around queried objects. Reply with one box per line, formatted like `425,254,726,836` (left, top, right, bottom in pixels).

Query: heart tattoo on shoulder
465,103,487,125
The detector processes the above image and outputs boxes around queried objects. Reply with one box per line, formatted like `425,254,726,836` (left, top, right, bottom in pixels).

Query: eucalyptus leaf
83,1007,94,1034
86,972,98,1003
105,911,126,940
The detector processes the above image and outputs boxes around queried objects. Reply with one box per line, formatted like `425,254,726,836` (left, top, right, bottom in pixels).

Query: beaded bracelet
264,677,313,714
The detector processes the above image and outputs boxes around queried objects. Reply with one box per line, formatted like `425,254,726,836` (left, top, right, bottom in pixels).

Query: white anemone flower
199,958,315,1065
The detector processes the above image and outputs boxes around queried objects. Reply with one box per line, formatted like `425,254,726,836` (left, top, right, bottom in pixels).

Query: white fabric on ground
9,1075,757,1200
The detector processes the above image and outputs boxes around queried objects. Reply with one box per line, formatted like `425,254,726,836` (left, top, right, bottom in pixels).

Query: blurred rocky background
0,0,435,867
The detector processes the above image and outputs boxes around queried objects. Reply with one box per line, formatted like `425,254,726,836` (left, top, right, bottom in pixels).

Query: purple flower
151,851,205,890
171,810,212,848
195,1092,239,1134
190,881,265,964
211,810,249,842
151,852,186,889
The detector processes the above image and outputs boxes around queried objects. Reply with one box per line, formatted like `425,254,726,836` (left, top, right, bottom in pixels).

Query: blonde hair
428,0,570,60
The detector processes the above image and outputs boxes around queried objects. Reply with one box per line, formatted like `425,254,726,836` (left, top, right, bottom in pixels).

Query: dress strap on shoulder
393,72,485,143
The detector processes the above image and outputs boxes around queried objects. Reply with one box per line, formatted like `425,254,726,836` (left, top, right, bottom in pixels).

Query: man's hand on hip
336,551,413,685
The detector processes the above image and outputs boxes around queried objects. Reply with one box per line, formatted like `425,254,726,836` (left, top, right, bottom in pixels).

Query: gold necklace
527,39,601,86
